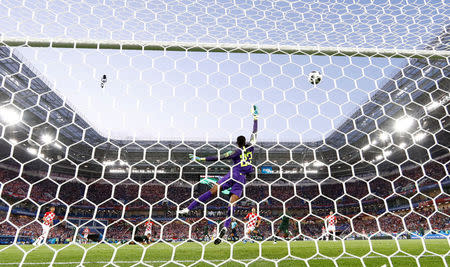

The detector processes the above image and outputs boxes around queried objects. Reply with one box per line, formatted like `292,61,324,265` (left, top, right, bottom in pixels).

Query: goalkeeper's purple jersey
229,145,255,174
205,145,255,174
204,119,257,174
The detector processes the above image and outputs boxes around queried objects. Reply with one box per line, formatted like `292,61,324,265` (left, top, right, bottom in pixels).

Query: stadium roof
0,29,448,183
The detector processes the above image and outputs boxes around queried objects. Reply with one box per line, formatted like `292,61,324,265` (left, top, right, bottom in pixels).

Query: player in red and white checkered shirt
144,220,153,244
325,211,337,241
33,206,55,246
244,207,261,242
82,227,90,244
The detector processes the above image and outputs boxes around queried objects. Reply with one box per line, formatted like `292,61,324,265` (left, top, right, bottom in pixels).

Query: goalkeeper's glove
252,105,259,120
189,154,205,162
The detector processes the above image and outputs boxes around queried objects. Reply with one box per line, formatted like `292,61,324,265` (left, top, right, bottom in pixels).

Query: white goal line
1,37,449,59
4,254,445,265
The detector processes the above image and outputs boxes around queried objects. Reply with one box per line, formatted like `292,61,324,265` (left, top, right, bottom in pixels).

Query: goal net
0,1,449,266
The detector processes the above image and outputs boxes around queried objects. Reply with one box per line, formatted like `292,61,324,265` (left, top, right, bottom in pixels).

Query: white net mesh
0,1,449,266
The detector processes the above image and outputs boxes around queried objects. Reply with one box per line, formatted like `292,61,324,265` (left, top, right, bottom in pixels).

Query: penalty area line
0,254,444,265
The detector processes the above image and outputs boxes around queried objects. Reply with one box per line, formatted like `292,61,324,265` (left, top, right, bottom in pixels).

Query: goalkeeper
178,105,259,245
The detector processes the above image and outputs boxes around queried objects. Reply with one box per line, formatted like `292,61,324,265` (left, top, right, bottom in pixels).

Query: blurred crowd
0,161,448,242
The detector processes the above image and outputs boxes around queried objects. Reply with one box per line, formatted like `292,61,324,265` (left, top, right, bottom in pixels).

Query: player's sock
214,228,227,245
178,208,190,215
187,191,213,210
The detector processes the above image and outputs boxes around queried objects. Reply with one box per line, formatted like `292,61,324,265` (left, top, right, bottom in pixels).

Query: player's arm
250,105,258,146
189,150,238,162
256,217,261,228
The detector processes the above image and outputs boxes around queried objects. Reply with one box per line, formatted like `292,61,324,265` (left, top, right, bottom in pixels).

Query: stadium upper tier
0,26,449,183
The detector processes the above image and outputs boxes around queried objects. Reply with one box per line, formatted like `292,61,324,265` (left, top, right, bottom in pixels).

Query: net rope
0,1,448,266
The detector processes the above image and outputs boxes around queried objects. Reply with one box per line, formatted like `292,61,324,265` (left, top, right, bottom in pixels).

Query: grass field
0,239,448,267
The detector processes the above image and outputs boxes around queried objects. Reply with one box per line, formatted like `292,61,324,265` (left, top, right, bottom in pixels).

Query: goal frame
2,37,449,59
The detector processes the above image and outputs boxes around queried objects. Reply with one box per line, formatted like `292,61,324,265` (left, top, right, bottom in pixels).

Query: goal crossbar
1,37,449,59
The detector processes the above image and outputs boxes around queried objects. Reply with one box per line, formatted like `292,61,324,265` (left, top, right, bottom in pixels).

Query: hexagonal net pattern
0,1,449,266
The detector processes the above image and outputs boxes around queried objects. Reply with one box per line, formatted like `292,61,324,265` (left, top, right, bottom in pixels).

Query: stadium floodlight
313,161,325,167
110,169,127,173
384,150,392,157
41,134,53,143
375,155,383,161
362,145,370,151
9,139,18,145
395,117,415,132
0,107,21,125
27,147,37,155
379,132,390,141
399,143,407,148
426,102,440,111
414,132,427,142
53,143,62,149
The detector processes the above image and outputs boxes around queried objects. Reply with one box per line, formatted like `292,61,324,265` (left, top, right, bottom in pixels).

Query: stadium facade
0,27,448,244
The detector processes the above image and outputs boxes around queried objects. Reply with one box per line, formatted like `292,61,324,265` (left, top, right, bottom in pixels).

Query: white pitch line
1,254,445,265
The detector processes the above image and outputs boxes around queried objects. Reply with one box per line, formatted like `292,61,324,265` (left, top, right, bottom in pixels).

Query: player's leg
224,193,240,228
33,234,41,246
243,225,249,243
215,172,245,245
246,227,255,243
179,173,231,215
34,226,45,246
40,226,49,245
255,229,263,241
222,173,245,229
274,228,280,243
214,193,239,245
332,230,336,241
251,229,258,243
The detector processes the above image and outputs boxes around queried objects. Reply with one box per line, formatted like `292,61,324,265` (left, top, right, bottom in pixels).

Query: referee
230,219,238,242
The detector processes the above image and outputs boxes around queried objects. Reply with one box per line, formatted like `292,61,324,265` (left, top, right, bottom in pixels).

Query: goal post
0,1,449,266
2,37,450,59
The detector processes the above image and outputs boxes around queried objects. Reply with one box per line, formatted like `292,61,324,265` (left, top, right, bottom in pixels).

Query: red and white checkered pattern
83,228,89,235
244,212,260,229
326,215,336,226
43,212,55,226
145,221,153,232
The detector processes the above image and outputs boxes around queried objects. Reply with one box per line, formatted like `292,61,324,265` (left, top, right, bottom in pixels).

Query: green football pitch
0,239,448,266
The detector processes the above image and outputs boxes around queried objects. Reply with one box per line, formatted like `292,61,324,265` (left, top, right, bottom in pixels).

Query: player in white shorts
325,211,337,241
82,227,90,244
33,206,55,246
243,207,261,243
